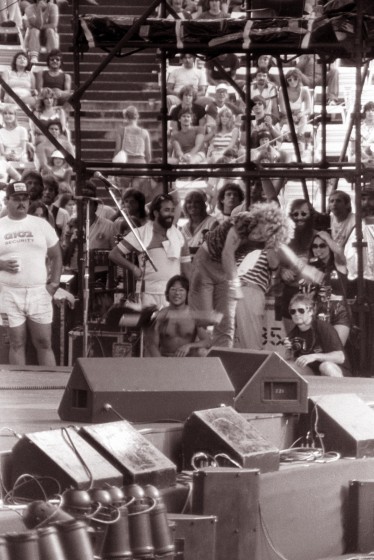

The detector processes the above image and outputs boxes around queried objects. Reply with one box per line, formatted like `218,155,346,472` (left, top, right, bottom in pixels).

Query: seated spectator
296,54,339,104
0,0,22,27
31,88,69,146
35,50,72,106
197,0,229,19
349,101,374,164
148,274,211,357
35,120,75,173
113,105,152,165
253,54,280,87
185,0,199,15
250,70,279,120
24,0,59,64
169,107,206,164
165,0,192,19
167,52,207,110
0,156,21,184
169,85,207,134
0,104,32,165
204,82,242,133
279,68,312,141
284,293,350,377
22,169,44,203
179,189,217,255
205,53,240,86
206,107,239,163
250,95,281,147
41,149,72,193
1,51,37,109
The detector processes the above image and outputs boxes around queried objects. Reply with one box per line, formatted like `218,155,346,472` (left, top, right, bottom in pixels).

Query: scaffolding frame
64,0,369,369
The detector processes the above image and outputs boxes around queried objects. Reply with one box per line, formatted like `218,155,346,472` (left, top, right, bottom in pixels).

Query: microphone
94,171,121,191
73,196,101,202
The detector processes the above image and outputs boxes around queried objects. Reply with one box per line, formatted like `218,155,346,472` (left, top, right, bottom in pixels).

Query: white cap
215,83,229,92
51,150,65,159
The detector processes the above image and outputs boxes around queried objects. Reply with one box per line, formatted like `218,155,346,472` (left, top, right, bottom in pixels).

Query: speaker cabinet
207,348,308,414
183,406,279,473
11,427,123,495
348,479,374,553
79,420,176,488
58,357,235,423
307,393,374,458
192,468,259,560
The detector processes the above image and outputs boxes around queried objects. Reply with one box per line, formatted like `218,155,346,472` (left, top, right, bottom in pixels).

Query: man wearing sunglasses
284,293,350,377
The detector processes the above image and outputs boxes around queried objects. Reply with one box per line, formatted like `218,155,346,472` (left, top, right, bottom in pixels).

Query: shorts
0,286,53,328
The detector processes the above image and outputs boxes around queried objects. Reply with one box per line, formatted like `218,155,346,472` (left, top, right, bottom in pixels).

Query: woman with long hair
279,67,311,141
206,107,239,163
307,230,350,345
31,87,68,145
1,51,37,109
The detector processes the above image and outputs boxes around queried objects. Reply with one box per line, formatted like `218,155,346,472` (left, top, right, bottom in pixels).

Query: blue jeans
189,246,237,347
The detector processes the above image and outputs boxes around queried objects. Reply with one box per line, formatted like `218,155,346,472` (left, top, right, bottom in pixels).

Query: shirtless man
148,275,211,357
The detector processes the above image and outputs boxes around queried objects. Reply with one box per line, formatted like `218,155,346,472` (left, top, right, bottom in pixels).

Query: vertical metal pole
320,56,327,213
353,0,366,372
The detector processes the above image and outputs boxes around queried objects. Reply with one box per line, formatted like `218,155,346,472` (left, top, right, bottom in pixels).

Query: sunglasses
289,308,309,315
50,57,61,62
312,243,327,249
291,211,309,218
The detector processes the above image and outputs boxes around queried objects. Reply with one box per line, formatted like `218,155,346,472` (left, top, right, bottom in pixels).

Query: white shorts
0,286,53,328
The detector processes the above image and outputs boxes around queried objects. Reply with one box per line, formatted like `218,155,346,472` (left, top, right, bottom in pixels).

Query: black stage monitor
207,348,308,414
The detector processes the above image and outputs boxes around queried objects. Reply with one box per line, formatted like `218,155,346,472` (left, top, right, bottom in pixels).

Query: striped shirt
237,250,271,293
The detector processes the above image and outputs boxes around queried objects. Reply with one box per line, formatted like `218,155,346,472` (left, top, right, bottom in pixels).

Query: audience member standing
113,106,152,165
0,181,62,365
180,190,217,256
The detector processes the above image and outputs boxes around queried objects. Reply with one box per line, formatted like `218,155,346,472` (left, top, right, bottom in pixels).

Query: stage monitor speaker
191,468,259,560
308,394,374,458
182,406,279,473
79,420,176,489
207,347,308,414
11,427,123,496
58,357,235,423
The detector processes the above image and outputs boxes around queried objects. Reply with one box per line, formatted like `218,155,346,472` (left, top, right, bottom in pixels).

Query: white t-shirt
0,215,59,288
167,66,207,94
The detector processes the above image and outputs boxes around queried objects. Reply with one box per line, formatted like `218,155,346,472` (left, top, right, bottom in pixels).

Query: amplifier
68,327,136,365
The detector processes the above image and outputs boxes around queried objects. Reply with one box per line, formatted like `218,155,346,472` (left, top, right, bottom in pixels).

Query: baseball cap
6,182,29,198
216,83,229,92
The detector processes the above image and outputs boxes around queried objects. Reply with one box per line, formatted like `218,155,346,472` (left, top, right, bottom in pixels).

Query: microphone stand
95,174,158,357
82,198,93,358
95,173,158,272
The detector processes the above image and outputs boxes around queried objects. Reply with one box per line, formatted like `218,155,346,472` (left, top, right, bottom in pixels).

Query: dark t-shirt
289,319,351,376
169,103,206,128
205,54,240,81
